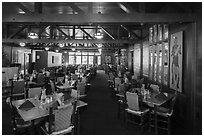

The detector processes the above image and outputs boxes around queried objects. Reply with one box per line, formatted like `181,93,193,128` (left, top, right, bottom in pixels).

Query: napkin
155,92,168,102
19,100,35,111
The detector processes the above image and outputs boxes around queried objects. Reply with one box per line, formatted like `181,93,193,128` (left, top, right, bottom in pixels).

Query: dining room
2,1,202,135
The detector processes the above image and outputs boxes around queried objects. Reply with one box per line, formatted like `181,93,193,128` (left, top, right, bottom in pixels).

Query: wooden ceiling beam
8,25,27,39
100,26,115,40
3,13,199,23
117,2,138,13
120,25,141,39
2,38,139,44
55,26,70,39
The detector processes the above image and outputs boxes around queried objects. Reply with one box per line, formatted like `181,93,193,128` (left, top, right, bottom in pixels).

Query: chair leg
168,117,171,135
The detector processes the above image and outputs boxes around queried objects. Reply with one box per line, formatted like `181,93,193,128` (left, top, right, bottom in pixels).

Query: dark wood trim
3,13,199,23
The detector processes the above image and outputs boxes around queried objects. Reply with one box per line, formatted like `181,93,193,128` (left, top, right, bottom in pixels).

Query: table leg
31,120,35,134
77,109,80,135
154,105,158,134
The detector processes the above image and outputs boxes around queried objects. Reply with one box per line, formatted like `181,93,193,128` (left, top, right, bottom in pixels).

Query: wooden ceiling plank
34,2,42,14
88,3,93,14
68,3,84,14
16,2,33,14
139,3,146,13
3,13,198,23
175,3,193,13
8,25,27,39
2,38,139,44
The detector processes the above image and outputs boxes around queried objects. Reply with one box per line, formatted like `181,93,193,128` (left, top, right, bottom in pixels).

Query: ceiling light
55,49,59,52
59,43,64,48
77,51,80,53
72,48,76,51
97,44,103,48
19,42,26,47
64,51,67,54
28,32,38,39
95,26,103,39
45,47,49,51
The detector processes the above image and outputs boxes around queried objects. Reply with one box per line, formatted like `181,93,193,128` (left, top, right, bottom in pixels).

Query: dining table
142,91,175,134
12,94,88,134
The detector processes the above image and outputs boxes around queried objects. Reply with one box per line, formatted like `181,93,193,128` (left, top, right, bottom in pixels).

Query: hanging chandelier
95,26,103,39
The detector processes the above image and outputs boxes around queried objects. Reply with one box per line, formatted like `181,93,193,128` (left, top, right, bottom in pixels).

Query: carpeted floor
79,70,143,135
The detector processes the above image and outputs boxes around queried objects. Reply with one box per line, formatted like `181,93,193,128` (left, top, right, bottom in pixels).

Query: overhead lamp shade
45,47,49,51
72,48,76,51
28,32,38,39
55,49,59,52
19,42,26,47
59,43,64,48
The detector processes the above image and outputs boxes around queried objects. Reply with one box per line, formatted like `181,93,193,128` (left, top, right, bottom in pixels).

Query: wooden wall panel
133,44,141,76
142,41,149,77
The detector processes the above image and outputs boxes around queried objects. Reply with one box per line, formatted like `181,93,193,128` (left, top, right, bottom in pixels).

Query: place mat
19,100,35,111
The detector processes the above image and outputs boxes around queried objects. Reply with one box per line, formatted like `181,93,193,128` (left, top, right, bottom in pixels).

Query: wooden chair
114,77,121,92
72,74,78,81
108,72,115,88
149,92,177,134
117,83,126,119
12,80,26,100
36,73,45,87
57,77,64,83
28,87,42,98
6,95,42,134
41,102,76,135
50,80,56,93
76,82,87,101
125,92,149,133
71,89,79,99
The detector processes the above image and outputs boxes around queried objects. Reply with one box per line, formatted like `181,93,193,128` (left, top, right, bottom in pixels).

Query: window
88,56,94,64
97,56,101,65
82,56,88,64
69,56,74,64
76,56,81,64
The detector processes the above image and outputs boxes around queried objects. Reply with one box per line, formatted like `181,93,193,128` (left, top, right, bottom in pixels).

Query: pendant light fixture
95,26,103,39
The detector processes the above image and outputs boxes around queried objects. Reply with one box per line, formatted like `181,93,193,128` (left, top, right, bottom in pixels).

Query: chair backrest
72,74,78,80
81,77,86,84
115,78,121,88
54,103,73,132
169,92,177,113
37,73,45,84
57,77,64,83
50,70,55,79
13,80,25,94
28,87,42,98
71,89,78,99
50,80,56,93
109,73,114,80
118,83,126,94
77,83,86,95
126,92,139,111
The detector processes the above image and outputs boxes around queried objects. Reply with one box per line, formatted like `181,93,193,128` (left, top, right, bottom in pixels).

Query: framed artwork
170,31,183,92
